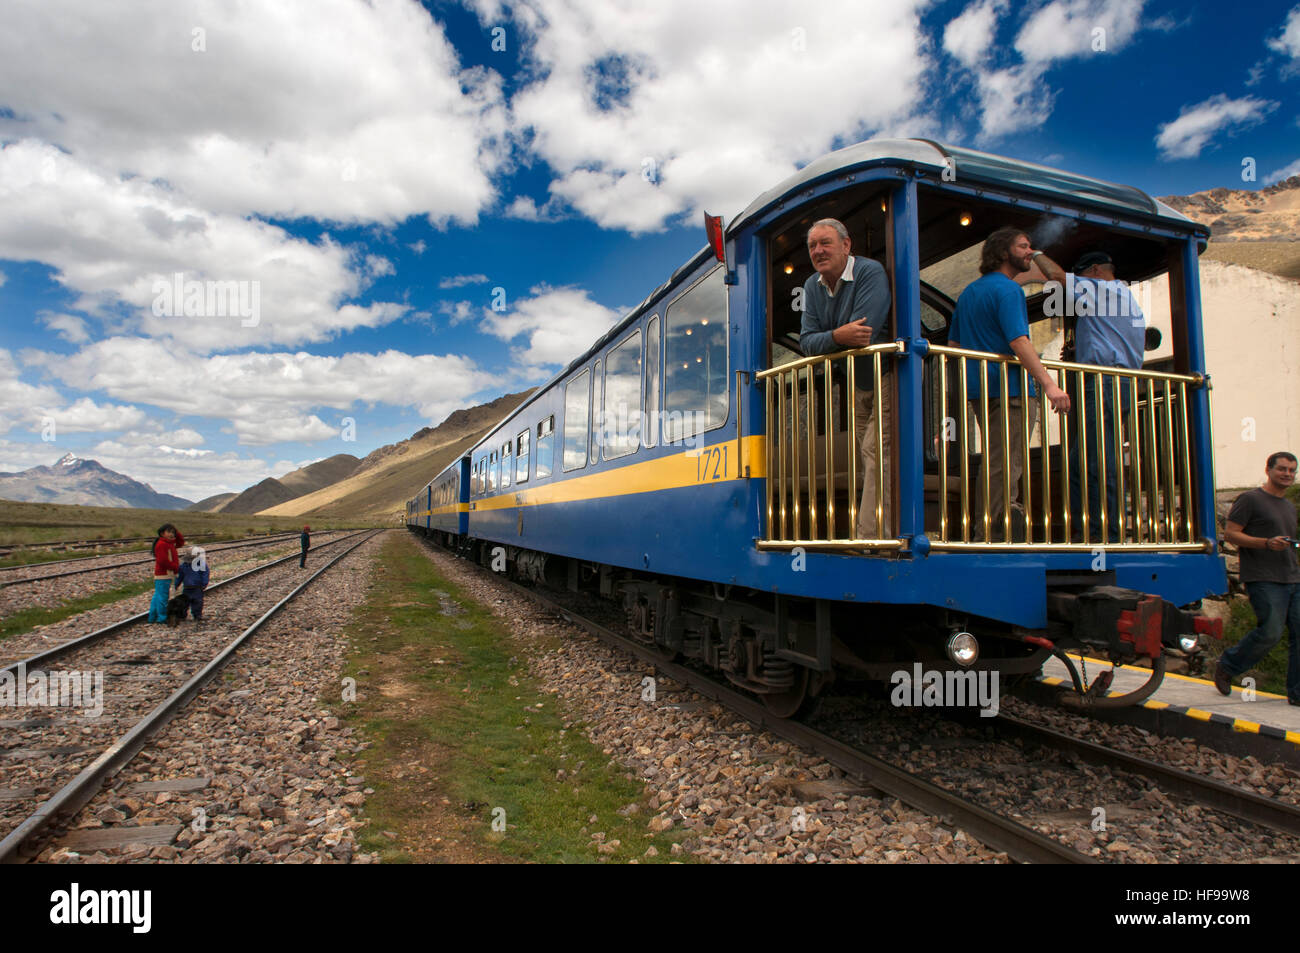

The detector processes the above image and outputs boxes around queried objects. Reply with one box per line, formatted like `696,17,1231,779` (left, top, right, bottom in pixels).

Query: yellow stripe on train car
472,436,766,511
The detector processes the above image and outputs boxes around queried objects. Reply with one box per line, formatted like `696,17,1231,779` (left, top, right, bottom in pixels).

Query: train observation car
408,139,1227,717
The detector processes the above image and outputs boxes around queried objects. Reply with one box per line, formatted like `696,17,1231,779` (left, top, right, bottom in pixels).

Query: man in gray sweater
798,218,892,540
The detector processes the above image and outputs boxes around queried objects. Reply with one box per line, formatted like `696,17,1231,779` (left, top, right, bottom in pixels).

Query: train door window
644,315,660,449
590,359,602,465
516,430,530,483
563,370,590,471
664,268,728,442
501,440,512,489
537,416,555,478
603,329,642,460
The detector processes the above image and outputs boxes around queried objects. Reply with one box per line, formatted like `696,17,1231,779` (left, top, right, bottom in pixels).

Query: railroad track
415,536,1300,863
984,712,1300,838
412,537,1089,864
0,532,219,560
0,529,381,862
0,531,330,588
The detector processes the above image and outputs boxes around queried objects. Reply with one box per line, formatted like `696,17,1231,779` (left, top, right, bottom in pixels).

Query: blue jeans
148,578,171,621
1220,581,1300,702
1068,376,1128,542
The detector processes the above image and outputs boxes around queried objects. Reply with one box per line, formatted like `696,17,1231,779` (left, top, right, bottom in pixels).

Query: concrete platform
1037,653,1300,760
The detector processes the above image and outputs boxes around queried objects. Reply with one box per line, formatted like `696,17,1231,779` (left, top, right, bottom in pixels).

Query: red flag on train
704,212,725,263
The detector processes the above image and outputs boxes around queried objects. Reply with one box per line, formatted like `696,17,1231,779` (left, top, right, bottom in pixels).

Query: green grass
341,533,691,864
0,581,153,643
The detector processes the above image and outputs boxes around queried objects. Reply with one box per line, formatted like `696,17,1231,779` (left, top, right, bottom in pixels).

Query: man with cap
300,525,311,568
1021,249,1144,542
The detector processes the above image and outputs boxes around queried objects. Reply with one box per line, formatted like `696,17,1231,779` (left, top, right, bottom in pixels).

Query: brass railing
756,342,904,551
926,345,1207,551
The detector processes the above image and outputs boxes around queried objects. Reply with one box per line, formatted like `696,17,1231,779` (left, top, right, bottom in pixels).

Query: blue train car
418,139,1227,716
408,458,469,544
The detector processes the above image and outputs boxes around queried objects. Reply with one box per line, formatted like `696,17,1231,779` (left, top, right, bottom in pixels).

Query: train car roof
443,138,1210,469
729,138,1208,237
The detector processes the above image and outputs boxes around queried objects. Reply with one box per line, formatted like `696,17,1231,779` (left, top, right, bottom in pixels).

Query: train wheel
761,668,810,719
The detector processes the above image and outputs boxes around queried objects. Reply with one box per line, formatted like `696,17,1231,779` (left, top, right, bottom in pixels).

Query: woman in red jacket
148,523,185,622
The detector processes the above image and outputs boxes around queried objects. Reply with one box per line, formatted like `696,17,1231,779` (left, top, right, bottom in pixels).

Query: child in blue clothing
175,547,210,622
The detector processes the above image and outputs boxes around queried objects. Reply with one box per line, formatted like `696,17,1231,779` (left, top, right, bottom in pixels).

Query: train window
516,430,530,483
644,315,660,449
488,450,498,493
537,416,554,479
603,329,642,460
501,440,512,489
664,268,728,442
590,359,602,465
563,370,590,471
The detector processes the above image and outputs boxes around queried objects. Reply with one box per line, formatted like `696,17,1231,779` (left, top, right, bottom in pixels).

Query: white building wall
1141,260,1300,489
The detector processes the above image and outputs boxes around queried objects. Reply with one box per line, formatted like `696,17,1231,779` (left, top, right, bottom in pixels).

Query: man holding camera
1215,452,1300,702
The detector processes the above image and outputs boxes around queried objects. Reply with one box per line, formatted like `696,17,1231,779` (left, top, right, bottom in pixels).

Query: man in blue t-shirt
1025,250,1144,541
949,227,1070,540
799,218,892,540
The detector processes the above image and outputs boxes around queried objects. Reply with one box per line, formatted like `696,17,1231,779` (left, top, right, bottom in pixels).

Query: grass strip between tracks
340,532,690,863
0,581,153,643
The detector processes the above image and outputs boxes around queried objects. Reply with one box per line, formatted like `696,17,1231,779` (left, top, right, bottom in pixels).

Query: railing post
1181,238,1216,545
893,178,925,553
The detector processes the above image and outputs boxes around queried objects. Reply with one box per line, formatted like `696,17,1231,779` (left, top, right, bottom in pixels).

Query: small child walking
176,547,210,622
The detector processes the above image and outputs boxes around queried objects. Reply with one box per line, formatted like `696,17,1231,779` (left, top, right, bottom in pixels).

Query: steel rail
0,528,383,863
413,535,1090,864
0,529,373,678
990,713,1300,837
0,532,219,558
0,531,334,587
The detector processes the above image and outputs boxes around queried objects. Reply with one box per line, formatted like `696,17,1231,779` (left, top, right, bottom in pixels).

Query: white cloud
1155,94,1278,159
0,349,146,436
0,141,410,352
365,255,395,278
943,0,1007,68
157,445,213,457
45,397,148,434
1266,157,1300,183
479,0,932,232
975,64,1055,140
1014,0,1145,62
438,274,490,289
0,0,506,226
481,285,622,369
39,312,91,344
438,301,476,326
503,195,566,222
408,240,427,256
1267,5,1300,61
29,337,500,445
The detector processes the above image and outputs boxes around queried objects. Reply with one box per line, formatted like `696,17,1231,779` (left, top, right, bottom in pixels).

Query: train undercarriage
428,531,1222,719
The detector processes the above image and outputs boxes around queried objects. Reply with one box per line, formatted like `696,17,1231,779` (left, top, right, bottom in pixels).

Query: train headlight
947,632,979,667
1179,634,1199,654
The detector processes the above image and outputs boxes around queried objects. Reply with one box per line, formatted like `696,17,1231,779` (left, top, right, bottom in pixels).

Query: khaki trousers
853,384,892,539
970,396,1039,539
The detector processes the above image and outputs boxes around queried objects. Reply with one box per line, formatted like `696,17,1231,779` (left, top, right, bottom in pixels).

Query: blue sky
1,0,1297,501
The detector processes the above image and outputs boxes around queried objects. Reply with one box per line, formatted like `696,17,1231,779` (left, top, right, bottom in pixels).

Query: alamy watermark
1040,275,1150,326
0,663,103,717
890,663,999,717
151,272,260,327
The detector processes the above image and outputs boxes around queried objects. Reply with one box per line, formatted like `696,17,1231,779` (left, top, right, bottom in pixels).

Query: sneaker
1213,662,1232,696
